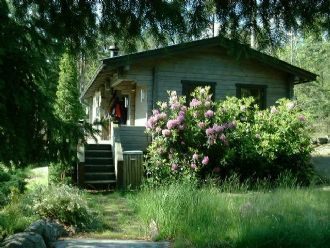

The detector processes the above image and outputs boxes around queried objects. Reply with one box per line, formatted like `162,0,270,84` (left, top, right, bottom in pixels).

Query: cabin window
181,80,216,105
236,84,267,109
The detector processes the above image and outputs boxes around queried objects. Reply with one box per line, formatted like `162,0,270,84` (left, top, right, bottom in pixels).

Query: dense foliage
145,87,313,185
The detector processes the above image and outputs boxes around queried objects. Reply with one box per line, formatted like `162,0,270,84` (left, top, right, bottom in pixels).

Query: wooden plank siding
119,48,290,121
114,126,149,152
155,51,289,107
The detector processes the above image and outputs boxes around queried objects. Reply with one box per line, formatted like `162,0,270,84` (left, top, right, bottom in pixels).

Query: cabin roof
81,36,317,99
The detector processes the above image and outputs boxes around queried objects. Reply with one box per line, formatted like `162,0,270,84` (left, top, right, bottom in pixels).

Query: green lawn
76,192,146,240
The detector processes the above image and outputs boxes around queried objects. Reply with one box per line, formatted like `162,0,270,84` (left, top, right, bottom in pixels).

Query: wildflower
192,153,199,160
202,156,209,165
171,163,178,171
191,163,197,170
162,129,171,137
204,110,214,118
190,98,202,108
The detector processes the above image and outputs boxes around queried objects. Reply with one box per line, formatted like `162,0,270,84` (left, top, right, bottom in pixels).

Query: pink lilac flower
198,122,206,129
219,134,228,145
167,119,179,129
177,115,185,124
204,101,211,107
155,127,162,133
298,114,306,122
191,163,197,170
270,106,277,114
202,156,209,165
178,110,185,116
159,112,167,119
192,153,199,160
190,98,202,108
213,124,224,133
286,102,295,110
146,116,157,128
171,102,180,110
212,167,221,173
171,163,178,171
206,128,214,136
204,110,214,118
160,102,167,109
181,106,187,112
152,109,159,115
162,129,171,137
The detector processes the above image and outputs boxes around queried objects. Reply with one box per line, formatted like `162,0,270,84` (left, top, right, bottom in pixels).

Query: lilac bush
145,87,313,186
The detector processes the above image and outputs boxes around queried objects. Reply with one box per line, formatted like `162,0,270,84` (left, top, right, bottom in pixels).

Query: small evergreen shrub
145,87,313,186
32,184,100,230
0,166,26,207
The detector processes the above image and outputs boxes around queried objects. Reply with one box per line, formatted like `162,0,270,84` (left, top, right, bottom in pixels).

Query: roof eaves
80,63,104,100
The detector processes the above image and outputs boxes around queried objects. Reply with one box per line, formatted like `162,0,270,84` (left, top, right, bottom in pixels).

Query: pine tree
55,53,84,123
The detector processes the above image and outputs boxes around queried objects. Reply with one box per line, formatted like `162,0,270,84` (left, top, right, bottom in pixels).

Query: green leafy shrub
145,87,313,186
0,166,27,207
48,162,72,185
0,188,37,240
32,184,100,230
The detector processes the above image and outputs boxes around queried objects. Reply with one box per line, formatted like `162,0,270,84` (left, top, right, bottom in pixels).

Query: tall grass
134,182,330,247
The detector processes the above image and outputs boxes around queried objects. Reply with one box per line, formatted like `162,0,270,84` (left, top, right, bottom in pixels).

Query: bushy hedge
145,87,313,186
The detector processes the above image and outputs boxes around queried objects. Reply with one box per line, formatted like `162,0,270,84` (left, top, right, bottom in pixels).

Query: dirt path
312,144,330,180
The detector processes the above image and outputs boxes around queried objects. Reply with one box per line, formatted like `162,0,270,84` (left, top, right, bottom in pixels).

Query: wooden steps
82,144,116,189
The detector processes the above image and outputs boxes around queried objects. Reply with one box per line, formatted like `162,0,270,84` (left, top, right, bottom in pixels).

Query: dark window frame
181,80,216,104
236,84,267,109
